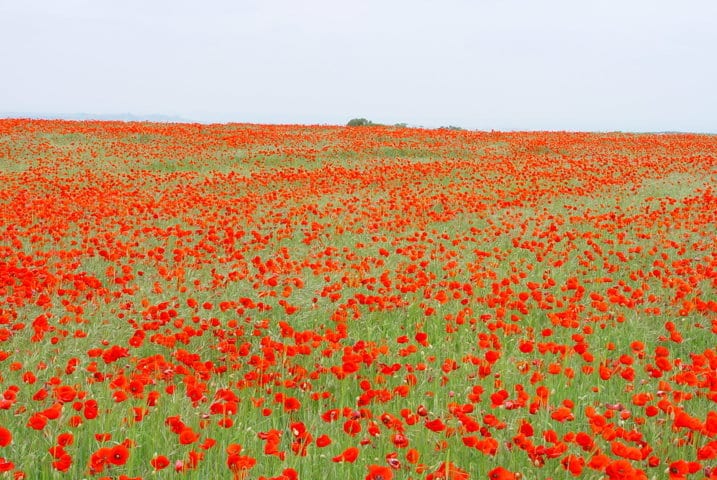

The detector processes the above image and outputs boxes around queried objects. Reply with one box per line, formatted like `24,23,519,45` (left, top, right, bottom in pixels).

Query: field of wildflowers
0,119,715,479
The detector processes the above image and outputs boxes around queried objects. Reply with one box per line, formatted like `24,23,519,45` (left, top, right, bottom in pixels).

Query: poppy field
0,119,716,479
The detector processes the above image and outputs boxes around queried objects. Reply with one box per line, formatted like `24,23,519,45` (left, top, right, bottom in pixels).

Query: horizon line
1,112,715,135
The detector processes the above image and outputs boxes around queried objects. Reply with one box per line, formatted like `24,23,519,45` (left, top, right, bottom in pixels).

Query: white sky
1,0,715,131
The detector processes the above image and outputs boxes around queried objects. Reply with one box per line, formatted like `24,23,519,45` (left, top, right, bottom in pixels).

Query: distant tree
347,118,368,126
393,123,408,128
347,118,379,127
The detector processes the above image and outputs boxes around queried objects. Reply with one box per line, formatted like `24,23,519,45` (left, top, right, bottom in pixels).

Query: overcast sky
1,0,715,131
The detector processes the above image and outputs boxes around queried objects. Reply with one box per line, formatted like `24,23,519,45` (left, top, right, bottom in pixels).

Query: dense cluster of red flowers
0,119,715,478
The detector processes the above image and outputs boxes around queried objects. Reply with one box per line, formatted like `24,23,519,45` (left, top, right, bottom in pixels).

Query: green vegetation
346,118,380,126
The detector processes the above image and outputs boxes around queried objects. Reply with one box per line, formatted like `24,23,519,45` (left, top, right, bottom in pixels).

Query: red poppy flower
426,461,470,480
227,453,256,472
604,459,648,480
178,427,200,445
488,467,517,480
0,427,11,447
84,399,99,420
332,446,359,463
668,460,701,480
316,434,332,447
57,432,74,447
89,447,113,474
0,457,15,472
27,413,48,431
561,454,585,477
406,448,420,464
151,455,170,470
52,454,72,472
110,444,130,466
365,464,394,480
425,418,446,432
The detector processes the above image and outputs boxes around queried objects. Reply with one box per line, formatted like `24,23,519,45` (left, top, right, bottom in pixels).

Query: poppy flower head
0,427,11,447
488,467,517,480
426,461,470,480
110,444,130,466
151,455,170,470
365,464,394,480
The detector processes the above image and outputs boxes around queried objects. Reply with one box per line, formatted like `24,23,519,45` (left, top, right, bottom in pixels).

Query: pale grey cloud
1,0,715,131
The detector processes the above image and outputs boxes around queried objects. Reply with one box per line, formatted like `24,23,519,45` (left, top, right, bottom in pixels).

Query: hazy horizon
2,0,716,132
2,111,715,135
